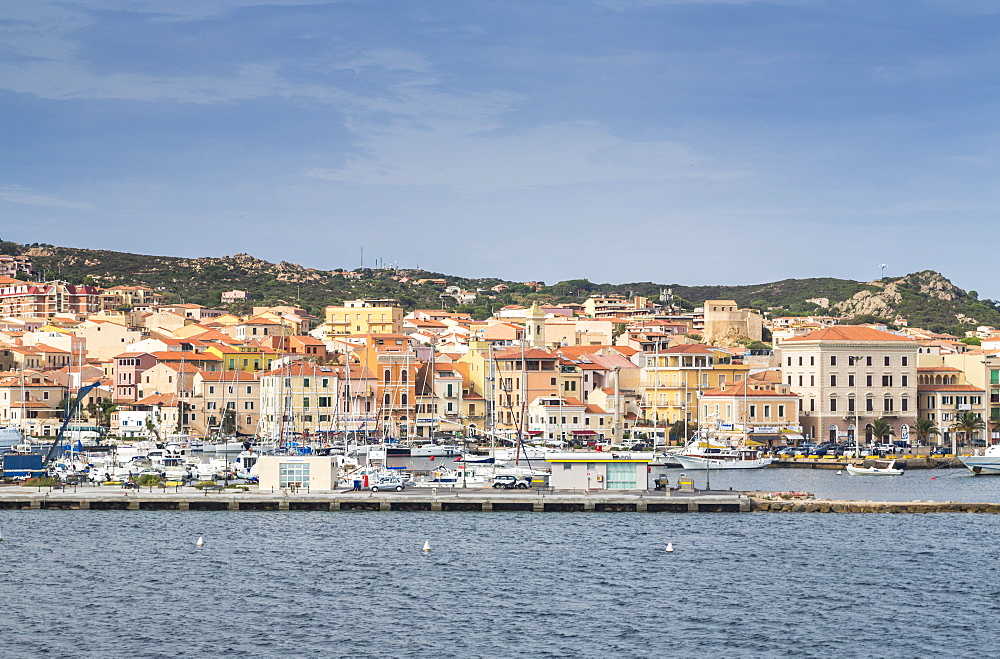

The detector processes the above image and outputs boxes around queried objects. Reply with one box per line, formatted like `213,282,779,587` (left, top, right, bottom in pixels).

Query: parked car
370,477,406,492
930,446,951,456
871,444,897,454
492,475,530,489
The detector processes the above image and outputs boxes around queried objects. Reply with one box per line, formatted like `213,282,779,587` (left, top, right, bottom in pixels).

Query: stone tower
525,302,546,348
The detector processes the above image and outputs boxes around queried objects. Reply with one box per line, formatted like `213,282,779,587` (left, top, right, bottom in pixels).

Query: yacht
959,445,1000,475
672,439,774,470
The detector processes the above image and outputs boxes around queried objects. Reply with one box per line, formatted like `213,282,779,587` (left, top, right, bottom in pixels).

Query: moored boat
959,445,1000,475
845,460,903,476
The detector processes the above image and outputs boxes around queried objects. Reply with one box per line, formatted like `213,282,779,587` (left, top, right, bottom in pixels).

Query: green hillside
2,238,998,334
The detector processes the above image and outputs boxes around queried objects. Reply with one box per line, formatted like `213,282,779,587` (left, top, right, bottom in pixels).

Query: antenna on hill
880,264,888,280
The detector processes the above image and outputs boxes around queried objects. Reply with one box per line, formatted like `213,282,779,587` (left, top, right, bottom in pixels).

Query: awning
572,430,597,435
748,434,782,443
525,430,543,436
782,431,804,441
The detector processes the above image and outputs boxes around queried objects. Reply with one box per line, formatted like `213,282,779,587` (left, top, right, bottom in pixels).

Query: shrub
136,474,162,486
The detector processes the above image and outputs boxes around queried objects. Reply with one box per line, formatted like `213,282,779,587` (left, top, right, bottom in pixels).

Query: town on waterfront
2,247,1000,498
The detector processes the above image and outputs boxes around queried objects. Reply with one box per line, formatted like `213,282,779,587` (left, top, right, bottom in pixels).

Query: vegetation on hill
2,239,999,335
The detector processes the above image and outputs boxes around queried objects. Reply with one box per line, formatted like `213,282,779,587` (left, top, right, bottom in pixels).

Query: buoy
422,540,431,552
196,536,204,547
837,470,842,475
664,542,674,553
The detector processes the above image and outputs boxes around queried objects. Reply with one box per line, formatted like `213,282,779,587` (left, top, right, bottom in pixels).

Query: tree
960,336,981,346
869,418,896,443
950,411,985,454
913,418,940,446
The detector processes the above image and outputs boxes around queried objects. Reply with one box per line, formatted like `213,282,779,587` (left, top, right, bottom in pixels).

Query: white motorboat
672,439,774,470
673,453,774,470
959,445,1000,475
411,444,462,457
845,460,903,476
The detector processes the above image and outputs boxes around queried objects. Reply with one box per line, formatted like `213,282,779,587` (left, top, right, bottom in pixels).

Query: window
866,375,873,387
848,375,855,387
208,385,215,394
279,462,310,487
810,356,815,366
901,375,908,387
809,398,815,412
246,386,252,395
749,405,756,418
884,398,893,412
882,375,892,387
927,396,935,407
901,398,908,412
798,376,803,386
401,371,408,383
303,378,310,388
830,398,837,412
884,356,890,367
787,357,792,366
606,462,636,489
942,396,953,405
322,378,329,388
318,397,331,407
902,356,908,366
830,356,837,366
848,398,855,412
764,405,771,418
798,356,803,366
866,357,872,366
810,376,815,386
866,398,874,412
563,463,572,470
384,369,391,382
244,402,253,410
830,375,837,387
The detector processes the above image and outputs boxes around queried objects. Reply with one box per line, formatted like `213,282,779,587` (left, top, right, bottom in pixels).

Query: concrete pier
1,486,995,513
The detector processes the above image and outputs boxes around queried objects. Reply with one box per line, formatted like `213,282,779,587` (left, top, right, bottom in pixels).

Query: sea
3,502,1000,657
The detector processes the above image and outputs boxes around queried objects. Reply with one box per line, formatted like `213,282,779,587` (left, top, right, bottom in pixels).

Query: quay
1,486,1000,513
769,456,959,470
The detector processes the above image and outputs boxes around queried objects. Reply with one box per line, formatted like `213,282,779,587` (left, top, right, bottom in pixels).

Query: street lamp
849,355,863,460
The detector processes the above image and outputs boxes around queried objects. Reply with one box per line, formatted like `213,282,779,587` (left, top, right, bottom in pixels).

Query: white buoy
837,470,843,475
664,542,674,553
422,540,431,552
196,536,204,547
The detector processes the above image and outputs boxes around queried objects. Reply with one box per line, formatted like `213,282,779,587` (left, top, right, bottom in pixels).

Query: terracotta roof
917,366,962,372
916,385,984,392
783,326,915,343
702,380,798,398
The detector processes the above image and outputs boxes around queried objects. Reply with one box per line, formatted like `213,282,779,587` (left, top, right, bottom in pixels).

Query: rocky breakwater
751,498,1000,513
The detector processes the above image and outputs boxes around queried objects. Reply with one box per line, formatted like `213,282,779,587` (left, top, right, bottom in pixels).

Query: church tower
525,302,546,349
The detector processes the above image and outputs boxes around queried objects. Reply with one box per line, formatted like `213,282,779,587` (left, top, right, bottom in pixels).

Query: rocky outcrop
834,284,901,317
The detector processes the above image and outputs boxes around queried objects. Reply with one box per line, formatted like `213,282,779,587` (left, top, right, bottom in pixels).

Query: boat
959,445,1000,475
672,439,774,470
673,453,774,470
845,460,904,476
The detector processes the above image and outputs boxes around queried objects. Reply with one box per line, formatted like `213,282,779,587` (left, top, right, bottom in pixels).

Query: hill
2,238,998,334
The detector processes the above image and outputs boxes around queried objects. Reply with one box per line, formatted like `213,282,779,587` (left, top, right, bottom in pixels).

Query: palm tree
913,418,940,447
950,412,986,455
868,418,896,444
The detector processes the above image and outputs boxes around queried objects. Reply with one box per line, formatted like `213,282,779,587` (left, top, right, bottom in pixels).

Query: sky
2,1,1000,296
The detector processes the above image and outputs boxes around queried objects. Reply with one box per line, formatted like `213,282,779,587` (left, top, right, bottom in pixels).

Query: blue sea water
2,510,999,658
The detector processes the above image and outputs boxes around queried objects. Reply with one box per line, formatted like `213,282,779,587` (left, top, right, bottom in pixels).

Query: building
322,299,403,337
256,455,339,490
698,380,801,446
546,452,652,490
701,300,764,346
916,366,986,447
780,326,918,443
638,344,751,426
0,281,100,318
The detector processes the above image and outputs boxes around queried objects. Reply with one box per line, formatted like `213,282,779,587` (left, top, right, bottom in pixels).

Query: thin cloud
0,186,96,211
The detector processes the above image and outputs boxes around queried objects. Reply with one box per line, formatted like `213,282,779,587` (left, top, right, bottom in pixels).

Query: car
930,446,951,456
370,477,406,492
871,444,897,454
492,474,530,489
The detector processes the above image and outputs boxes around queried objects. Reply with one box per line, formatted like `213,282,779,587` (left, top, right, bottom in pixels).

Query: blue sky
2,1,999,296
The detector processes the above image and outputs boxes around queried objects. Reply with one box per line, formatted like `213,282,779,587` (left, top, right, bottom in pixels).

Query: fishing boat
845,460,903,476
959,445,1000,475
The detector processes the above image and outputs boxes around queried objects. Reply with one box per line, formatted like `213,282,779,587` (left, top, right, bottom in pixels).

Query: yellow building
203,343,279,372
640,344,750,426
322,299,403,337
